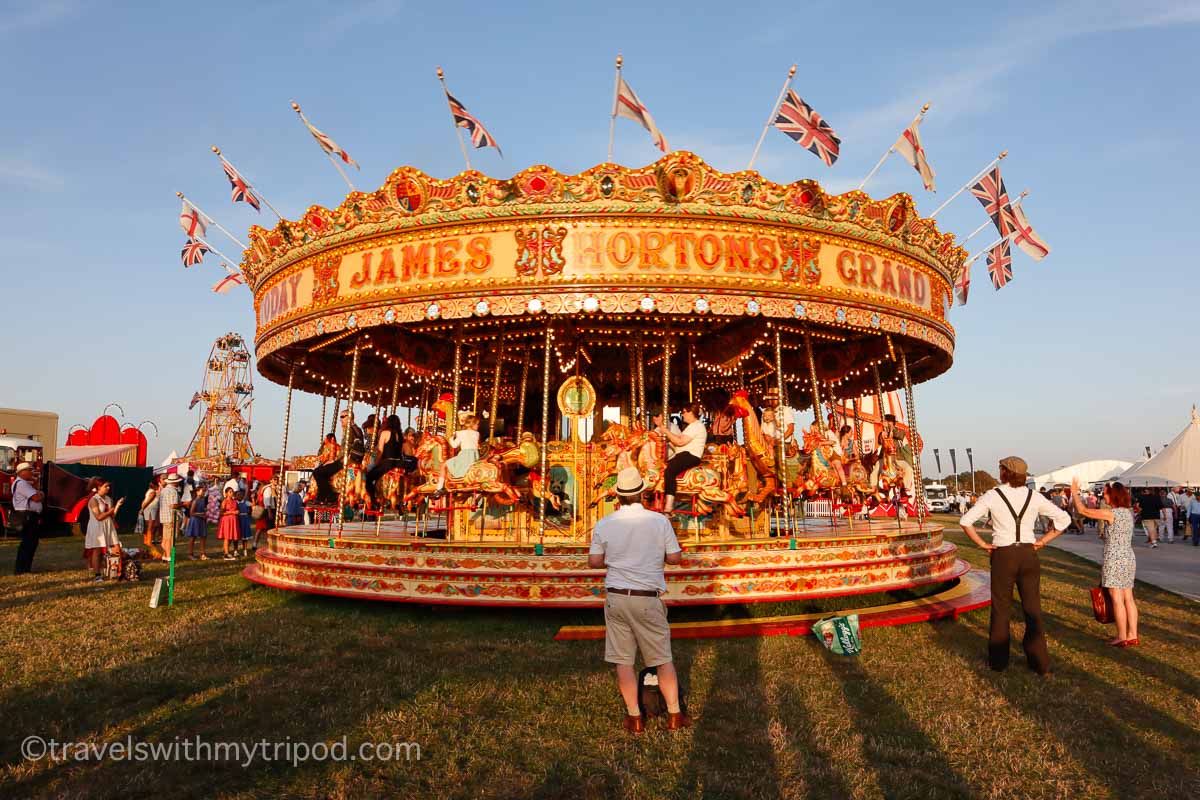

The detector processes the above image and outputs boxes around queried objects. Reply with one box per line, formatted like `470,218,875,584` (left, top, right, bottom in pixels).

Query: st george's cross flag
774,89,841,167
179,199,207,239
970,167,1016,237
212,269,245,294
954,260,971,305
613,75,669,153
220,158,261,211
986,239,1014,290
181,238,209,268
1009,202,1051,261
299,112,360,169
894,117,936,191
445,91,503,155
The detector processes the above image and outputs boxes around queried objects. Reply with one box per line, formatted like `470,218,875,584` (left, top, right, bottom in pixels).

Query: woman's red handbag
1090,586,1115,624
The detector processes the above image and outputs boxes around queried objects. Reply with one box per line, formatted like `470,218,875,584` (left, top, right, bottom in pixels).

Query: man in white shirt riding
588,467,690,733
959,456,1071,676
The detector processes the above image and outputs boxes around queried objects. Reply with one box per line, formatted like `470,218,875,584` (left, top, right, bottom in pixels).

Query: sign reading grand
257,223,937,328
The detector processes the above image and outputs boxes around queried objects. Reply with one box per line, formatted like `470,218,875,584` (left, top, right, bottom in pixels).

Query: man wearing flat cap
959,456,1071,675
588,467,691,733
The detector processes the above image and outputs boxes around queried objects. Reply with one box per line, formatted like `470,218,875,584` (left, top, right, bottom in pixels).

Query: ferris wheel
184,332,256,469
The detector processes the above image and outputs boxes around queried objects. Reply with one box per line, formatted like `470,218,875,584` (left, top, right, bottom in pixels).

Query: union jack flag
181,238,209,268
221,158,261,211
445,91,502,155
986,239,1013,290
773,89,841,167
297,108,360,169
970,167,1016,236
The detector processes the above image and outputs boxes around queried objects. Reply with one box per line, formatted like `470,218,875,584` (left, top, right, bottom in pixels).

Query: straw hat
615,467,645,497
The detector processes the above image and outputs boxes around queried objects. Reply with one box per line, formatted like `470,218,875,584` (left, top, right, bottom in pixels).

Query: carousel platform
554,569,991,640
243,518,970,608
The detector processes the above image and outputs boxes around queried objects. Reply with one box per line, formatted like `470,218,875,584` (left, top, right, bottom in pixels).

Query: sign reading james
257,224,936,328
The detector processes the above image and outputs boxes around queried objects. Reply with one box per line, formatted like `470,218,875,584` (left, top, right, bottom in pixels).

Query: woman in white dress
85,480,124,582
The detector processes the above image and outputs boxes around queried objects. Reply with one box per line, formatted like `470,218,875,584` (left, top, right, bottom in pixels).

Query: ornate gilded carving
514,226,568,276
778,235,822,285
312,254,341,304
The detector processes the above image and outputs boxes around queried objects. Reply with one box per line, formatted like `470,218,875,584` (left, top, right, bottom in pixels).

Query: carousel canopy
239,152,965,424
1118,407,1200,488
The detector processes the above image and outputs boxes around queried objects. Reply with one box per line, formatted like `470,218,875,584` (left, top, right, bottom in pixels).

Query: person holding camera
588,467,691,733
84,479,124,582
11,462,44,575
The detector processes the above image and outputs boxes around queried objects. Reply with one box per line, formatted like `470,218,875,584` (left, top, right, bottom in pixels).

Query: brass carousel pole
516,344,530,438
275,361,297,529
389,369,400,419
661,335,672,518
538,325,553,545
637,339,647,429
488,336,504,442
320,392,328,436
805,331,826,532
337,337,362,535
688,342,695,403
450,328,463,438
777,328,794,536
899,348,926,530
628,347,638,427
329,394,341,436
472,348,481,414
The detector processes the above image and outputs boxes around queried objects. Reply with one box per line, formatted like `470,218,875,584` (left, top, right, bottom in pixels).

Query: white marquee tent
1029,459,1133,490
1118,407,1200,488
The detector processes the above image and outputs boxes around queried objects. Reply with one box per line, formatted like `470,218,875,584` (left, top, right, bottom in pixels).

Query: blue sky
2,0,1198,478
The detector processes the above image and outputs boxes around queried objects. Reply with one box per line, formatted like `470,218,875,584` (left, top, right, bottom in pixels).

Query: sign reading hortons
256,223,935,329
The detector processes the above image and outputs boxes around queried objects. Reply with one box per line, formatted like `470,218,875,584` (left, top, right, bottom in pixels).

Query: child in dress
236,490,253,557
438,415,481,494
185,485,209,560
252,485,268,551
217,487,240,560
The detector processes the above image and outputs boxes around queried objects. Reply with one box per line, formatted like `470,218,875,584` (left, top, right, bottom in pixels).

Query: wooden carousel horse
794,423,846,499
631,432,746,517
402,431,521,505
725,391,780,505
590,423,651,493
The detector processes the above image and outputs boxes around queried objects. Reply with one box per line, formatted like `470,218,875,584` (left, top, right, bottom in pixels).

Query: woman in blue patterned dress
1072,478,1139,646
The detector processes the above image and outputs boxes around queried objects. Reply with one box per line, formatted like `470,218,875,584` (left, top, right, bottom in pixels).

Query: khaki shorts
604,593,672,667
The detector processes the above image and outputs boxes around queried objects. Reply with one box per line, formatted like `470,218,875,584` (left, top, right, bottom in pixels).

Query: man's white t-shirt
589,503,682,592
960,485,1072,546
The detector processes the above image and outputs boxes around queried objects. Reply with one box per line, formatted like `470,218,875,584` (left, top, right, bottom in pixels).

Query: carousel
240,151,974,608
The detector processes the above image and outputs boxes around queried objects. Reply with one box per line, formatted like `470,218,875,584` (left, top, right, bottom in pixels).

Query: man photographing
588,467,691,733
959,456,1071,675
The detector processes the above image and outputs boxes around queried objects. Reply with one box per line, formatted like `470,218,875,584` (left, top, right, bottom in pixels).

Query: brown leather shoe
666,712,693,731
622,714,645,734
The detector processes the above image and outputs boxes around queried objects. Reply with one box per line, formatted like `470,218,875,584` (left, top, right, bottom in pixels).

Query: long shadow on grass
0,597,536,798
929,614,1200,799
820,648,974,799
674,639,783,799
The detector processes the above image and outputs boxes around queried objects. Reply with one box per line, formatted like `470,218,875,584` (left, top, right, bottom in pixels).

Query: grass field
1,518,1197,799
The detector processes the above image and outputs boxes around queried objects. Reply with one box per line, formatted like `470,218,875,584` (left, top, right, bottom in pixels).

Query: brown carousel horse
725,391,780,506
634,432,746,517
402,431,521,505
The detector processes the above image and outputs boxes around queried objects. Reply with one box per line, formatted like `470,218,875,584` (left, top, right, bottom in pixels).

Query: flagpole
211,146,285,221
290,102,358,192
858,102,930,191
193,235,236,266
747,64,796,170
177,192,247,250
607,54,622,163
964,231,1015,266
930,150,1007,218
437,67,473,171
962,189,1027,245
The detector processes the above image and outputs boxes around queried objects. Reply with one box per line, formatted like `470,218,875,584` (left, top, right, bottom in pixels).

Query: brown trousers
988,544,1049,674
